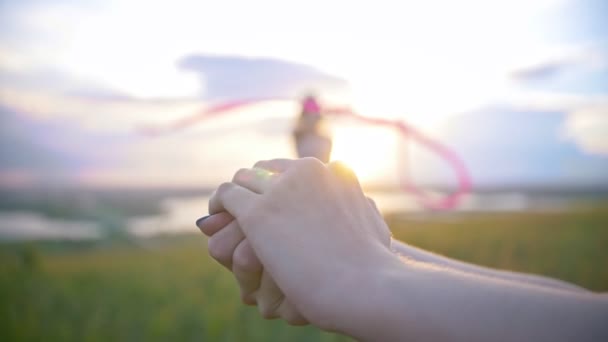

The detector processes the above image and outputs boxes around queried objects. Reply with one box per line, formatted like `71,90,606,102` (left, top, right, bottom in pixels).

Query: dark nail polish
195,215,210,228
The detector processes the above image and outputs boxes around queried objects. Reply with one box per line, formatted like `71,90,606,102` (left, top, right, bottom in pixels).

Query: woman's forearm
351,259,608,342
391,240,589,293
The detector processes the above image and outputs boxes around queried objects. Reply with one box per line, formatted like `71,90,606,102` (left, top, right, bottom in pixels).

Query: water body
0,211,102,240
0,191,594,240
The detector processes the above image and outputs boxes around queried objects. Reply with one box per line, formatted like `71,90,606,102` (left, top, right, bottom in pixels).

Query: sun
329,124,397,184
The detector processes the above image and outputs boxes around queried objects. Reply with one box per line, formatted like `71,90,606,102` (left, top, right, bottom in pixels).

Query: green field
1,206,607,341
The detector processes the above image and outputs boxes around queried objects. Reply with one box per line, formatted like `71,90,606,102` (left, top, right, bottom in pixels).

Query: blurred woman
292,94,332,162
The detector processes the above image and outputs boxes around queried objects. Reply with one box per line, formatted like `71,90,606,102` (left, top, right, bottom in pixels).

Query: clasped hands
197,158,397,333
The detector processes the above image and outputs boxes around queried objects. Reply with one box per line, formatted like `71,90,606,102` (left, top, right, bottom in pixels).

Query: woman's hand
207,158,397,333
198,212,308,325
198,193,387,327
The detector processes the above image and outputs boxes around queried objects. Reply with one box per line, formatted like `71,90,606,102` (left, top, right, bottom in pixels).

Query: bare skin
199,158,608,341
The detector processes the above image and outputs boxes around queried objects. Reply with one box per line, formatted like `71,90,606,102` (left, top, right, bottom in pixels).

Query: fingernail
195,215,210,228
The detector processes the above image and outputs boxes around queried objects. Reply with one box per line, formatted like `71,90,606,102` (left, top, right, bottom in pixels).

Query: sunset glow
1,0,606,188
329,125,397,183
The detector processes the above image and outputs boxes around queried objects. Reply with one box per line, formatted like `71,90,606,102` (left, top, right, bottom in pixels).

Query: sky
0,0,607,189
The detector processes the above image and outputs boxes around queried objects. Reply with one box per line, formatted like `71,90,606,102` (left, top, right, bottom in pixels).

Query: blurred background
1,0,607,341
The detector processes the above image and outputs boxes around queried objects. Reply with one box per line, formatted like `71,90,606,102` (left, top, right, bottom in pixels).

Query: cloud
0,102,127,165
510,44,607,83
0,103,119,187
503,42,608,159
0,71,297,189
0,78,300,188
511,49,606,82
435,106,608,187
511,60,575,82
0,66,133,101
497,89,608,155
0,85,204,132
178,54,348,101
502,90,608,113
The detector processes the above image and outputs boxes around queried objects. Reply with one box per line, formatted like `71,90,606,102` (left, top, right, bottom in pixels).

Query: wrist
325,247,410,340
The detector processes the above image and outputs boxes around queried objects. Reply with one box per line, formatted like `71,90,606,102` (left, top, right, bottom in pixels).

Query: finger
277,299,309,326
253,158,294,173
367,197,380,214
232,239,263,305
327,160,366,200
364,196,392,246
327,160,360,185
208,182,258,216
367,197,384,219
207,220,244,269
197,212,234,237
232,167,277,194
256,271,284,319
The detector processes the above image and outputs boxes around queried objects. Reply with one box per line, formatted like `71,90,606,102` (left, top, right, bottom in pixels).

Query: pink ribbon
138,98,472,210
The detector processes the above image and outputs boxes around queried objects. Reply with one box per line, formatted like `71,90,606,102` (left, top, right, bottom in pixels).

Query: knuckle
232,168,250,182
329,159,349,170
241,292,256,306
215,182,234,197
233,243,259,273
258,293,284,320
253,160,269,169
283,311,308,326
299,157,325,171
329,160,357,181
384,229,393,247
293,157,327,180
207,235,231,263
367,197,378,209
209,182,234,213
256,158,292,171
258,302,278,319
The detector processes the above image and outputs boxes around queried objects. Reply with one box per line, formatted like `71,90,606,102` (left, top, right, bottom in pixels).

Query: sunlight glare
330,125,397,183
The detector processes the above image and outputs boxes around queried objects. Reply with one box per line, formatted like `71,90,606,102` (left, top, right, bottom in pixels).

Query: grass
1,205,607,341
385,206,608,291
